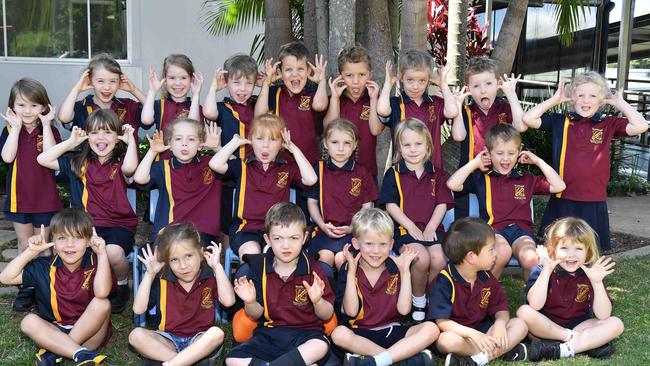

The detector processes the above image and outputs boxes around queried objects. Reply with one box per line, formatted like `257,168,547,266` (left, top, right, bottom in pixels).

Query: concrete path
607,195,650,239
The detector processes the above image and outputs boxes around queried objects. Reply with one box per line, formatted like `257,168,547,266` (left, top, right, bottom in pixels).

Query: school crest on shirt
428,105,437,123
360,105,371,121
430,179,437,197
202,167,214,185
81,269,95,290
116,108,127,120
201,287,214,309
178,108,190,119
293,284,309,306
575,284,590,303
299,96,312,111
514,185,526,200
590,128,604,144
349,178,362,197
276,171,289,188
36,135,44,153
386,273,399,296
109,165,119,180
479,287,491,309
498,113,508,123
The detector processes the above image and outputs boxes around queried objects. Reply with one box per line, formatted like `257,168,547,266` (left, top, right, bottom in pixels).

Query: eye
170,258,178,263
57,236,66,241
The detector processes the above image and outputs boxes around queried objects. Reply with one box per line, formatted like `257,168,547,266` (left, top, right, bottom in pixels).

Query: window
1,0,128,60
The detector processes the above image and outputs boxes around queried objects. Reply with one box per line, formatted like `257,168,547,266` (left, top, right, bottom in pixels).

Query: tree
401,0,428,51
490,0,529,76
263,0,293,58
328,0,356,75
445,0,469,85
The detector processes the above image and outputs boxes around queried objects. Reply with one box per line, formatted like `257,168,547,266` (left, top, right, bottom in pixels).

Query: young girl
209,114,318,259
141,54,204,160
37,109,139,313
522,71,648,251
0,78,63,311
306,119,378,270
380,118,454,322
133,118,221,246
517,217,623,361
129,222,235,366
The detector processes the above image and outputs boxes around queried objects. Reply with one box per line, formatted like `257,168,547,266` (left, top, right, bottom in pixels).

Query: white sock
562,329,577,342
373,351,392,366
412,295,427,308
117,278,128,286
560,342,575,358
470,351,489,365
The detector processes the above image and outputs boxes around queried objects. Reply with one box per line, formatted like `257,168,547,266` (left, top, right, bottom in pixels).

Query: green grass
1,255,649,365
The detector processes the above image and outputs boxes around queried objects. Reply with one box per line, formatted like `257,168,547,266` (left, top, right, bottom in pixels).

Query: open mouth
95,143,108,153
479,97,492,110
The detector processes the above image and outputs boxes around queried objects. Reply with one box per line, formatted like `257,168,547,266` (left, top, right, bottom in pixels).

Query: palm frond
553,0,591,46
200,0,264,36
250,33,266,64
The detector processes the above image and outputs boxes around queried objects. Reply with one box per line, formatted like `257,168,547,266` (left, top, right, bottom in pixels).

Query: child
324,46,383,177
377,49,458,169
209,114,317,259
380,118,454,322
446,124,565,279
141,54,204,160
58,53,145,142
129,222,236,365
517,217,623,361
427,217,528,365
0,209,112,365
0,78,63,311
37,109,139,313
522,71,648,251
452,56,525,219
306,119,378,270
225,202,334,366
331,208,439,366
133,118,221,246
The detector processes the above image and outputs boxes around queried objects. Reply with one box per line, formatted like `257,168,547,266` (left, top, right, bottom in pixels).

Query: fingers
40,224,46,241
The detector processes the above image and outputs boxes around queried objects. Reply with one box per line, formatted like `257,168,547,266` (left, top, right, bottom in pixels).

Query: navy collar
244,154,288,165
170,156,200,168
553,266,586,277
395,159,435,174
264,250,312,276
223,96,255,106
164,96,190,105
486,168,522,178
446,262,491,284
51,248,94,268
400,90,433,104
83,94,124,107
569,112,603,123
325,158,355,171
161,261,214,282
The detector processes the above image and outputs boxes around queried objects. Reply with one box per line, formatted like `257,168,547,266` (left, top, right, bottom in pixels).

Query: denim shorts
155,330,204,352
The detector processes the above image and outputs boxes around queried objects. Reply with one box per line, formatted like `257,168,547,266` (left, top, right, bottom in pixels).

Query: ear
368,70,374,79
263,233,271,247
351,237,361,250
301,231,309,245
464,251,477,265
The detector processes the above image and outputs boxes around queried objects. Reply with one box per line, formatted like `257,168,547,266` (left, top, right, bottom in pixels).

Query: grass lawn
0,255,649,366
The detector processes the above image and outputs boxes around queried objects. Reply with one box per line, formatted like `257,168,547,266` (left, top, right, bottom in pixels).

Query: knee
429,255,446,274
422,321,440,341
519,254,538,270
92,297,112,314
516,304,535,321
436,332,461,353
498,242,513,261
106,245,126,264
330,326,351,347
609,316,625,337
509,317,528,333
128,327,146,346
413,249,430,269
20,314,40,335
205,326,225,346
318,250,335,266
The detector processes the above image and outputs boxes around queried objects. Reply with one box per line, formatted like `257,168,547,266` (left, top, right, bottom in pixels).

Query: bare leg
436,331,479,356
128,328,178,361
485,318,528,360
407,243,429,297
491,235,512,278
318,249,335,268
14,223,51,255
238,241,261,258
517,304,574,341
334,251,345,270
296,338,329,365
512,237,537,281
387,322,438,361
167,326,224,366
427,245,446,284
331,326,386,355
568,317,624,354
106,244,129,281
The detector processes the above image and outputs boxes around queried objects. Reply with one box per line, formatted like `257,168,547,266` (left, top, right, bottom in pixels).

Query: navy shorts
540,197,610,251
155,330,204,352
226,326,329,363
308,230,351,254
95,226,135,255
350,324,411,349
229,229,265,255
393,230,443,251
496,224,535,246
5,211,56,227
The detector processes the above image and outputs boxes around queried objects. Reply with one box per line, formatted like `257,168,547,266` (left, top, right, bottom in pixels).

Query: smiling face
91,67,120,105
572,82,605,118
340,61,372,100
250,130,283,166
88,128,119,163
553,238,588,273
226,75,255,104
53,231,89,270
324,129,356,165
279,55,309,95
400,68,430,102
168,239,203,285
398,128,428,167
264,222,307,265
468,71,499,113
12,94,45,126
165,65,192,102
169,121,202,163
488,138,520,175
352,229,393,270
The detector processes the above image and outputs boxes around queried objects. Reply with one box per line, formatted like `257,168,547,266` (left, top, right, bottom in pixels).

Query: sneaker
529,340,561,361
194,344,223,366
109,283,130,313
411,306,426,323
73,349,107,365
343,353,377,366
13,286,35,312
444,354,477,366
585,342,614,359
397,349,435,365
502,342,528,361
35,349,63,366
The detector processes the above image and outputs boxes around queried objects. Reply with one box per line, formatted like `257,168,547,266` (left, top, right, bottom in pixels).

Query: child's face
250,131,282,165
264,222,307,264
324,129,356,165
489,138,520,175
165,65,192,102
12,94,45,125
53,231,89,269
554,238,588,273
88,128,119,163
467,71,499,112
168,240,203,285
340,62,372,99
169,122,202,163
572,82,605,118
400,68,430,101
352,230,393,269
91,67,120,104
280,55,309,95
226,75,255,104
475,237,497,271
399,129,428,167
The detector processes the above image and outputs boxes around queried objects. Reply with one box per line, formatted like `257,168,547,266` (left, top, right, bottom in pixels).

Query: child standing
428,217,528,366
522,71,648,251
306,119,378,270
447,124,565,279
380,118,455,322
225,202,334,366
517,217,623,361
129,222,235,366
0,78,63,311
37,109,139,313
0,209,112,366
331,208,439,366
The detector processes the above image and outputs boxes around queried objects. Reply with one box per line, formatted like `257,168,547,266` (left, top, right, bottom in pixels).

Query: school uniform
149,97,204,160
66,95,141,142
339,91,378,177
538,113,630,251
380,160,454,249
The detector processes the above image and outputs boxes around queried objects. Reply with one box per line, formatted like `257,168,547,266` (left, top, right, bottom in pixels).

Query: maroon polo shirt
427,263,509,328
0,125,62,213
460,99,512,165
148,264,219,337
228,156,306,232
305,160,378,227
70,95,141,143
339,91,378,175
153,97,204,160
249,251,335,330
380,160,455,234
268,85,320,164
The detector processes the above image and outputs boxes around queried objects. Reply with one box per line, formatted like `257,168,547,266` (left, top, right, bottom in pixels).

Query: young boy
331,208,439,366
522,71,648,251
225,202,334,366
0,209,112,366
377,49,458,170
446,124,565,279
452,56,525,219
324,46,383,177
427,217,528,366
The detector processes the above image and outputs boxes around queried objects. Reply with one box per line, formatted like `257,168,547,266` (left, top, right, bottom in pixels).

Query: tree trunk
446,0,469,86
491,0,529,76
388,0,400,52
315,0,329,56
328,0,356,76
356,0,369,46
304,0,317,60
264,0,293,59
400,0,427,51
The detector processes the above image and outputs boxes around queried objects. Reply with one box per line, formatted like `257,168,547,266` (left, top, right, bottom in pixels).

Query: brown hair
161,54,195,98
393,118,433,164
87,53,123,79
443,217,495,264
8,78,52,115
465,56,498,84
544,217,600,265
49,208,94,241
155,222,203,265
264,202,307,234
337,45,372,72
163,117,207,145
398,49,434,77
248,114,285,140
485,123,522,151
321,118,359,161
71,109,127,177
224,54,259,82
278,41,310,64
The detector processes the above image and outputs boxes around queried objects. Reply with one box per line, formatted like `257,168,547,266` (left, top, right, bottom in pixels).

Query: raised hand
231,133,251,147
391,244,417,273
281,128,295,153
1,108,23,129
68,126,89,146
263,58,280,85
366,80,380,99
342,243,361,271
518,150,539,166
76,70,93,93
118,124,135,144
303,272,326,304
552,80,571,104
435,64,451,86
26,224,54,255
204,241,223,271
473,147,491,172
211,67,228,91
536,245,560,272
137,243,165,276
89,228,107,255
148,66,165,93
234,276,257,304
308,54,327,83
328,75,347,98
146,130,171,154
38,105,57,127
202,122,222,151
384,60,398,87
581,256,615,283
499,73,522,97
119,74,137,93
605,87,625,108
452,85,470,106
191,72,204,96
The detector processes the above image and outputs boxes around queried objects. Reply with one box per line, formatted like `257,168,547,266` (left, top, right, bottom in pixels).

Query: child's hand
518,150,539,166
231,133,251,147
234,276,257,304
1,108,23,130
281,128,295,153
384,60,398,87
148,66,165,93
119,74,137,93
342,243,361,271
118,124,135,145
491,321,509,350
256,71,266,87
328,75,347,98
468,330,498,356
137,243,164,276
436,64,451,86
263,58,280,85
552,80,571,104
68,126,89,146
581,256,615,283
367,80,380,99
303,272,326,305
204,241,223,271
391,244,417,273
422,226,438,242
452,85,470,106
26,225,54,256
605,87,625,109
146,130,171,154
202,122,222,151
322,222,345,239
406,223,425,241
498,73,521,97
75,70,93,93
211,68,228,91
308,54,327,83
38,105,57,127
191,72,204,96
89,228,106,255
536,245,560,272
473,147,491,172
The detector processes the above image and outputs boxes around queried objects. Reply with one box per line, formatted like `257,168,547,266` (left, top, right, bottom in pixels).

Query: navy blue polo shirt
67,95,141,142
459,98,512,166
216,96,257,159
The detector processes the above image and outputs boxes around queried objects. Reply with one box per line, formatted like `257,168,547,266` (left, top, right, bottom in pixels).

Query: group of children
0,39,645,366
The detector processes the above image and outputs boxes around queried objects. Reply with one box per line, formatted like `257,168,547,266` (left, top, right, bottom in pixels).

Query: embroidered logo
479,287,491,309
428,104,437,123
498,112,508,123
178,108,190,118
81,269,95,290
590,128,604,144
293,284,309,306
349,178,362,197
514,185,526,200
431,178,437,197
298,96,312,111
116,108,127,120
109,165,119,180
360,105,370,120
201,287,213,309
386,273,399,295
36,135,44,153
575,284,590,303
276,171,289,188
202,167,214,185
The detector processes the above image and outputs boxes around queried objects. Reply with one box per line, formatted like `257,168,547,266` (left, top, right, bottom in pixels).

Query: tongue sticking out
479,97,492,110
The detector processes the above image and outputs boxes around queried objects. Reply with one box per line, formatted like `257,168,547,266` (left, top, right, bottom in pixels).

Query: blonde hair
321,118,359,161
544,217,600,265
566,71,612,102
393,118,433,164
351,208,394,239
163,118,206,145
248,114,285,140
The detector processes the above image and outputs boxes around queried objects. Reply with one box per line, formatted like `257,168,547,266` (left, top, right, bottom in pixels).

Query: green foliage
554,0,592,46
200,0,264,36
